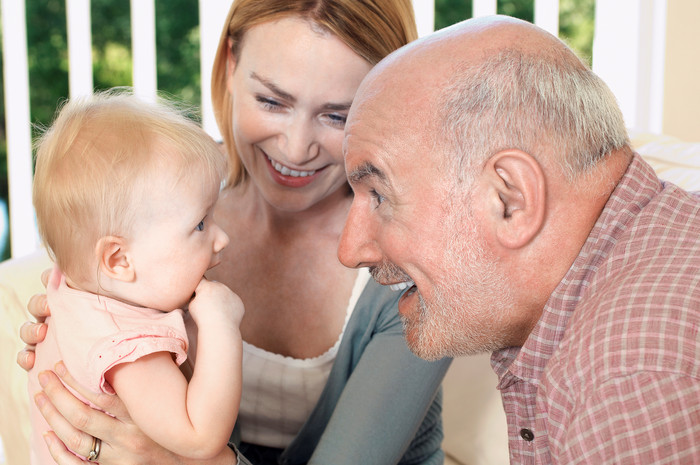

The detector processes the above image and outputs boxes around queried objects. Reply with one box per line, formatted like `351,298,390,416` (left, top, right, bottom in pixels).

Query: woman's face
227,17,373,212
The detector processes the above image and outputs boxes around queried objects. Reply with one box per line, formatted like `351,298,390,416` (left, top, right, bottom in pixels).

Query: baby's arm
105,278,244,460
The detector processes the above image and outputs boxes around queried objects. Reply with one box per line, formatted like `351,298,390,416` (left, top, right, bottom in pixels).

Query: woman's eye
325,113,347,128
195,220,205,232
256,96,282,111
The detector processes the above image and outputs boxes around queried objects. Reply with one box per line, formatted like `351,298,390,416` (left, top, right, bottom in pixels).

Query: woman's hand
36,362,238,465
17,269,51,371
36,362,174,465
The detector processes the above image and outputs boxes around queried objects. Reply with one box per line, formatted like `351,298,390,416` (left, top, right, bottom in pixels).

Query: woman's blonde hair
33,89,227,280
211,0,417,186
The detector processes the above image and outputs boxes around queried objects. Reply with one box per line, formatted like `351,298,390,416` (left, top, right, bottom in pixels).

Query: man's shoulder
547,283,700,393
587,177,700,312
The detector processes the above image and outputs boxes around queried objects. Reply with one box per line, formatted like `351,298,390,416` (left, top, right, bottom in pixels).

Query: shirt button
520,428,534,442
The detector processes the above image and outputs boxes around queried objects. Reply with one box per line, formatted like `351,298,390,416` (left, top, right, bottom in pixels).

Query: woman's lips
264,152,323,188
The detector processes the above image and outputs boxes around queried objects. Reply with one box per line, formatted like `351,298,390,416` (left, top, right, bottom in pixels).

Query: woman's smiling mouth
266,154,316,177
262,151,324,188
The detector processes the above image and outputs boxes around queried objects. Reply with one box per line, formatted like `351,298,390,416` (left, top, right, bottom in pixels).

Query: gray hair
440,47,630,184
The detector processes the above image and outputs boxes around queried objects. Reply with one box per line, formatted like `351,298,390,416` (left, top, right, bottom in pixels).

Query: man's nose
337,199,382,269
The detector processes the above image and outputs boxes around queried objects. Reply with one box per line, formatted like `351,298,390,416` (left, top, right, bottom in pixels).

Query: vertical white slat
646,0,667,133
199,0,232,141
66,0,93,97
412,0,436,37
473,0,497,18
534,0,559,35
592,0,667,133
1,0,40,257
130,0,157,101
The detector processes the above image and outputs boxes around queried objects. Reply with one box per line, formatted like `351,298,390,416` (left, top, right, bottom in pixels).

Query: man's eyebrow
347,161,387,185
250,72,295,102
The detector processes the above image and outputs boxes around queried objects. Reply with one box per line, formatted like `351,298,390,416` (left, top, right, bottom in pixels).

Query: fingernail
42,432,54,447
38,371,49,387
54,361,66,376
35,392,47,408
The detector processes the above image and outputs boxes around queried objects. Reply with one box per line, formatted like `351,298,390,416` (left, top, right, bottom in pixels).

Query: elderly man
338,15,700,464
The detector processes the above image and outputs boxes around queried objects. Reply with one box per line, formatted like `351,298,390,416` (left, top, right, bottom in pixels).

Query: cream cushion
1,132,699,465
0,251,52,465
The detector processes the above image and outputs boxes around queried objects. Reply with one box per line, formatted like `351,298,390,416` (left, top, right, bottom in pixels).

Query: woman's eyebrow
250,72,295,102
250,71,352,111
322,102,353,112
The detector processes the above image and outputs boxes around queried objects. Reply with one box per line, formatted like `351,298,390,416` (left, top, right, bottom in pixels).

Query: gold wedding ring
87,436,101,462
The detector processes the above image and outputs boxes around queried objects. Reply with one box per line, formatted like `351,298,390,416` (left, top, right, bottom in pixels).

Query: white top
237,268,370,448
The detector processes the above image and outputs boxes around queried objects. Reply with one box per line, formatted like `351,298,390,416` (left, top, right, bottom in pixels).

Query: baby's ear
95,236,135,282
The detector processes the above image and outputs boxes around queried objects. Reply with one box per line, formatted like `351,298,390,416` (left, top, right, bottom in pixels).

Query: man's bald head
348,15,630,185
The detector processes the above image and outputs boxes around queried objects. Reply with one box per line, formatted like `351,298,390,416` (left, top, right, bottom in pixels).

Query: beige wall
663,0,700,142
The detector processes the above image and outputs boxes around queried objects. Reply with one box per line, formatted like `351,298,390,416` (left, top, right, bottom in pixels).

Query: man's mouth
389,280,415,292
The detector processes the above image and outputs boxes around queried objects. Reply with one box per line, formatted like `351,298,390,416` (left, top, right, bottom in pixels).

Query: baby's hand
187,278,244,328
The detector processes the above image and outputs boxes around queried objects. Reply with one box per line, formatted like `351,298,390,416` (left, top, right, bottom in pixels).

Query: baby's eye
195,220,205,232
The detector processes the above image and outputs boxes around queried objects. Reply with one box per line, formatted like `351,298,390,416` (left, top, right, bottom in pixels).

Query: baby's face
125,166,229,311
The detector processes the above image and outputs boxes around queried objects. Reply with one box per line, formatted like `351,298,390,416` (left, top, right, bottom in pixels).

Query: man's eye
370,189,386,207
195,220,205,231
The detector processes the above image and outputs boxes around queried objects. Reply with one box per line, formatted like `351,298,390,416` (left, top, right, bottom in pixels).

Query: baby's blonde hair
33,89,228,281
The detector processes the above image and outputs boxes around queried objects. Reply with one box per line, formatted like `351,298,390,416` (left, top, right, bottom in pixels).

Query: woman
20,1,451,464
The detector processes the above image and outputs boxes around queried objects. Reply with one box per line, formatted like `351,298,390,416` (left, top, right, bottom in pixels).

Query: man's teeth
389,280,414,292
268,156,316,177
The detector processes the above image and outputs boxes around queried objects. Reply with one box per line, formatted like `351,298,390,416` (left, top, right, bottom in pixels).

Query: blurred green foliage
0,0,595,259
0,0,200,259
435,0,595,64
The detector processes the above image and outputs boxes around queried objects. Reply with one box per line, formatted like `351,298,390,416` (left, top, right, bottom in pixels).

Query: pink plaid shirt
491,154,700,464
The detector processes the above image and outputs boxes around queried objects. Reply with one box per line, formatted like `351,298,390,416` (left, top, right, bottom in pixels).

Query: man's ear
484,149,546,249
95,236,135,282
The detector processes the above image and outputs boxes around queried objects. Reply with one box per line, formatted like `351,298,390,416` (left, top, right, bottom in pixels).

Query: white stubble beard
402,204,515,361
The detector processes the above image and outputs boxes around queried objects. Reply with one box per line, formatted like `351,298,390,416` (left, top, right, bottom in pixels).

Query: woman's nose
282,118,320,164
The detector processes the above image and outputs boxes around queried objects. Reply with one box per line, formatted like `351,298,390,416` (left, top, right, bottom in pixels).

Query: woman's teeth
389,280,414,292
268,156,316,177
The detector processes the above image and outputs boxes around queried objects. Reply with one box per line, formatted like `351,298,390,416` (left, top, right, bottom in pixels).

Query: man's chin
401,316,450,361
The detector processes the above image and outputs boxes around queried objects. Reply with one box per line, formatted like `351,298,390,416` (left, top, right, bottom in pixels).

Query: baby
27,90,244,463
